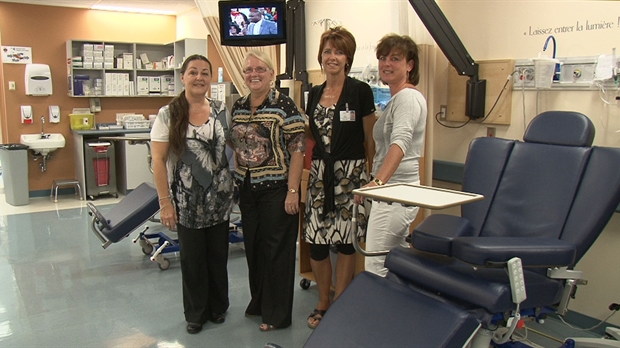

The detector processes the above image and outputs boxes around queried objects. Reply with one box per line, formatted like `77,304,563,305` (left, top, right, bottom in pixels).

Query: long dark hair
168,54,212,157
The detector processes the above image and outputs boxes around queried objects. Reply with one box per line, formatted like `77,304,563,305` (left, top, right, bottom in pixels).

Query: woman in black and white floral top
151,54,234,335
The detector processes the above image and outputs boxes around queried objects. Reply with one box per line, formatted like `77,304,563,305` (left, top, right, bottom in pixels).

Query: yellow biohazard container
69,113,94,130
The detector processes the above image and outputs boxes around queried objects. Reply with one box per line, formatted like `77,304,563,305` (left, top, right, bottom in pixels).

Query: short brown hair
317,26,356,74
376,34,420,85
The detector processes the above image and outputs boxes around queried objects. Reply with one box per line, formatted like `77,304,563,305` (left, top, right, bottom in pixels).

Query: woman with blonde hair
229,50,306,331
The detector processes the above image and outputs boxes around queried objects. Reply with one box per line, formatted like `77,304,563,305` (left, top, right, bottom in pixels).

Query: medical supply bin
84,140,117,200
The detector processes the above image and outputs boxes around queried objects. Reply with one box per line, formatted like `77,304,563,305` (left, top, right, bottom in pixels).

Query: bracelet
373,178,384,186
158,195,170,201
160,203,171,209
288,188,298,194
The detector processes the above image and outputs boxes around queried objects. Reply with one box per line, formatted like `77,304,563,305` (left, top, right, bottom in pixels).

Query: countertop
71,128,152,136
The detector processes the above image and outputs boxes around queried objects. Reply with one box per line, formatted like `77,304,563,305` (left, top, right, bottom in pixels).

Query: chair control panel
507,257,527,304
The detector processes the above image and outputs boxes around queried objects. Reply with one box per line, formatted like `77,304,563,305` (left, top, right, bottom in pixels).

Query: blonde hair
244,50,275,71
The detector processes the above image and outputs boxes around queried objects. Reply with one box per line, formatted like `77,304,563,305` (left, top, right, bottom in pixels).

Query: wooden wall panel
447,59,514,125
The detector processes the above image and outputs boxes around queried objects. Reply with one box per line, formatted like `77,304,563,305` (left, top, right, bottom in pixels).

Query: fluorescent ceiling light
90,4,175,15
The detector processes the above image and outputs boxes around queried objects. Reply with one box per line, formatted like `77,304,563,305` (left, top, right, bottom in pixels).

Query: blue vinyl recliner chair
304,111,620,347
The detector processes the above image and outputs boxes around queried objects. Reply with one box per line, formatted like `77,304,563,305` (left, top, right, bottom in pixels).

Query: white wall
304,0,403,71
176,7,209,41
435,0,620,162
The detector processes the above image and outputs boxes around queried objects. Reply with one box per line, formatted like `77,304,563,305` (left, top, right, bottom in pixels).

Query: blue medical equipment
305,111,620,347
87,182,178,270
88,181,244,270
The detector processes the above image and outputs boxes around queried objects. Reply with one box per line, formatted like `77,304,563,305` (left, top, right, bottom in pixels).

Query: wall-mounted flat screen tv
219,0,286,47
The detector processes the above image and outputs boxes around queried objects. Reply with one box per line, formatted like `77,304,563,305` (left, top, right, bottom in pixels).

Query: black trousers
239,180,299,328
177,221,230,324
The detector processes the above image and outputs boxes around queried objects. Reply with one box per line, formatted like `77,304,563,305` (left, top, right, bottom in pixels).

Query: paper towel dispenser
25,63,53,96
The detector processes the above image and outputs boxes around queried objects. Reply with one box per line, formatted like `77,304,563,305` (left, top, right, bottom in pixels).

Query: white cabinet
66,38,207,97
114,133,153,195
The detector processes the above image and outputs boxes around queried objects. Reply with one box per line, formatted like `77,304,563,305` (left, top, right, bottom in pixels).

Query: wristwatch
288,188,298,193
372,178,384,186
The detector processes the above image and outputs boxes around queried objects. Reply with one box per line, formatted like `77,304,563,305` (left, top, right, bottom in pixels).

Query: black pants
177,221,230,324
239,180,298,328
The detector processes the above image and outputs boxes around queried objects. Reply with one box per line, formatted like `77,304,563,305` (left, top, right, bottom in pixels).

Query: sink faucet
40,115,47,139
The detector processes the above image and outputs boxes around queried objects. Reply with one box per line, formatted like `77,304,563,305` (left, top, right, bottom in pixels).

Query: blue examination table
88,181,244,270
88,182,179,270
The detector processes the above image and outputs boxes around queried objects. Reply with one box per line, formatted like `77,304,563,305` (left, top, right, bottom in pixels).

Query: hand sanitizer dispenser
25,63,53,96
21,105,33,124
49,105,60,123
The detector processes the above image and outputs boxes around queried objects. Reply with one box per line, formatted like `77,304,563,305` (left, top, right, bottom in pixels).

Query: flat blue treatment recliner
304,111,620,347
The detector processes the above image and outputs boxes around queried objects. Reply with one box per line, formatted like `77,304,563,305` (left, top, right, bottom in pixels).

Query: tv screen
219,0,286,47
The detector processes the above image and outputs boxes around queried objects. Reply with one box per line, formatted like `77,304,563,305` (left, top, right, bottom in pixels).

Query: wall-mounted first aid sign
2,46,32,64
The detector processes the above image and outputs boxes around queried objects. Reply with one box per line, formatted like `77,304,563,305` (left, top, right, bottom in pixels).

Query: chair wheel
300,278,311,290
158,258,170,270
141,245,153,255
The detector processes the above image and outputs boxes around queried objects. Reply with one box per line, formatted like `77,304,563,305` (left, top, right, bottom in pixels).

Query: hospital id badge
340,110,355,122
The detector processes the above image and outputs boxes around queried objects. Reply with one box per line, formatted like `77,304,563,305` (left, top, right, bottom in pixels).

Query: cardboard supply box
149,76,161,93
139,53,150,64
137,76,150,95
122,53,133,70
160,75,174,93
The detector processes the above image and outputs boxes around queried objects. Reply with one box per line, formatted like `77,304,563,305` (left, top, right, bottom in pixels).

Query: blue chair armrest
452,237,577,267
412,214,475,256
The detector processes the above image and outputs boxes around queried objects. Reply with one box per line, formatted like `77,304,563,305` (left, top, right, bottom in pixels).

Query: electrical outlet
440,105,447,120
8,81,16,91
514,66,535,88
487,127,496,137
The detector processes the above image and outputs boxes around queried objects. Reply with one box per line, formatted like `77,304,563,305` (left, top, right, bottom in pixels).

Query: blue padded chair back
461,138,514,234
524,111,595,147
561,146,620,264
480,142,591,239
462,112,596,242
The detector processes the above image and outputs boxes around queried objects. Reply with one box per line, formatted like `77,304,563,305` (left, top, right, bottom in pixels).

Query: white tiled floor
0,174,319,347
0,169,123,216
0,171,608,347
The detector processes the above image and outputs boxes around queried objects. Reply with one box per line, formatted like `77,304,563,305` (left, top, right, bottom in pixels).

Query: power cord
473,71,516,124
435,111,470,128
435,70,516,128
557,304,619,331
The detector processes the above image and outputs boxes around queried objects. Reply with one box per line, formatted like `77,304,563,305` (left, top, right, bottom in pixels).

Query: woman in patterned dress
303,26,377,329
